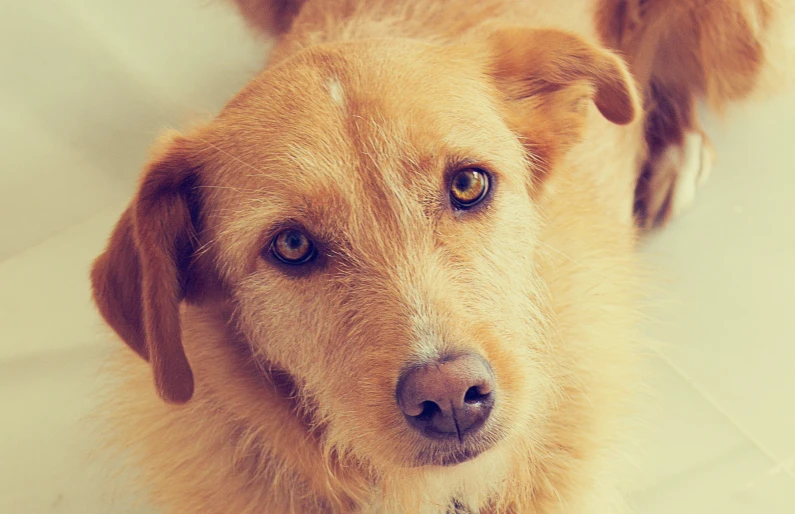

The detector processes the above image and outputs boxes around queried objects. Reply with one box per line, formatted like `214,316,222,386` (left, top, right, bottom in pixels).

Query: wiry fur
91,0,785,512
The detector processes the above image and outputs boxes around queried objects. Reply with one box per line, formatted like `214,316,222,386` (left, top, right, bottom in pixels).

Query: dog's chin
409,431,504,468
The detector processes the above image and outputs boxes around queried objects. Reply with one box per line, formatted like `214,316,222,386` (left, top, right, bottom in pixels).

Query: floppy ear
487,27,640,181
91,132,206,404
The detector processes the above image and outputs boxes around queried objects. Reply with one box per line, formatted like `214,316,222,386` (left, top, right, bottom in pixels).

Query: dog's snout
396,353,495,441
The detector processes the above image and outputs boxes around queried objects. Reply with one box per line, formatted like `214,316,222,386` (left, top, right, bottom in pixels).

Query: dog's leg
633,82,716,227
598,0,774,228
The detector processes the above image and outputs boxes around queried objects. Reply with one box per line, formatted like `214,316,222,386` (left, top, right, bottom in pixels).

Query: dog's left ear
487,27,640,181
91,131,211,404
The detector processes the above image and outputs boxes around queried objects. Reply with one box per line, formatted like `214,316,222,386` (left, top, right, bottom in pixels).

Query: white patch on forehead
325,76,345,108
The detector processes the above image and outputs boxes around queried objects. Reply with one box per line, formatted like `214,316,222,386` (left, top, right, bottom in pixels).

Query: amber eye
450,168,490,209
271,229,316,265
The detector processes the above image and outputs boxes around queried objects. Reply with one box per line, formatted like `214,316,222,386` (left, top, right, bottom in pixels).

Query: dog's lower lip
413,436,500,467
436,446,484,466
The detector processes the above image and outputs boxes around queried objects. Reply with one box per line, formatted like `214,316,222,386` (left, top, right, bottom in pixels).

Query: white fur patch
326,76,345,107
670,131,714,217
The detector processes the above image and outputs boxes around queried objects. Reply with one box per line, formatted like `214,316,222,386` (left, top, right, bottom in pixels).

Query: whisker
195,136,271,177
537,240,587,270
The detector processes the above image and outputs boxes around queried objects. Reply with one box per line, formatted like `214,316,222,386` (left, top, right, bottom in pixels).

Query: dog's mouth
411,429,504,467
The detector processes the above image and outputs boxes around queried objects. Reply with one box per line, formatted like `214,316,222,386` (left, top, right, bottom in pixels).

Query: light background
1,1,793,512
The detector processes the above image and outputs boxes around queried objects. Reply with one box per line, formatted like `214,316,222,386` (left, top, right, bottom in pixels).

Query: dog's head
92,28,638,472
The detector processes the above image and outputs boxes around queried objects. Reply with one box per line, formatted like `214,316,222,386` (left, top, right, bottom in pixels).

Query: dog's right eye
270,229,316,265
450,168,490,209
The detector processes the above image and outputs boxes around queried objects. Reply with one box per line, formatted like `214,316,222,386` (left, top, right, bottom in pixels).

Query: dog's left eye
450,168,490,209
271,229,316,265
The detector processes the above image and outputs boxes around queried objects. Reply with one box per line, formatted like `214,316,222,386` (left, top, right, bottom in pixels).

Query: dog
90,0,785,512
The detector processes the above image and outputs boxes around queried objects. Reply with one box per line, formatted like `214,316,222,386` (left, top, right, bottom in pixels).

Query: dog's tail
597,0,795,111
226,0,306,35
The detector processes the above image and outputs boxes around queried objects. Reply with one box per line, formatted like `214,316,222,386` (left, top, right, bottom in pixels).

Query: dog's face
92,29,638,472
210,40,557,469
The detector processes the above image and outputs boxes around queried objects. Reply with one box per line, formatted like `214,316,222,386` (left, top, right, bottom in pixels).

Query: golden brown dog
90,0,784,512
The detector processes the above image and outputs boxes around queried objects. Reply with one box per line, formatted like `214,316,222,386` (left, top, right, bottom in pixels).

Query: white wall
0,0,269,261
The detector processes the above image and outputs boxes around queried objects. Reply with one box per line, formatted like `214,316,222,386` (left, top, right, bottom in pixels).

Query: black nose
396,353,495,441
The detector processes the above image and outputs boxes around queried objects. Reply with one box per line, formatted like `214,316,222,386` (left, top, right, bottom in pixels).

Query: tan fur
91,0,784,512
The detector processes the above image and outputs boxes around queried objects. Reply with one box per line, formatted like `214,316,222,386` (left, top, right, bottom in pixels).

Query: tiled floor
630,91,795,511
1,2,793,513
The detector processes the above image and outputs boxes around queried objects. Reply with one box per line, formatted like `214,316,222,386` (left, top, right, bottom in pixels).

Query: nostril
464,385,491,404
416,401,440,420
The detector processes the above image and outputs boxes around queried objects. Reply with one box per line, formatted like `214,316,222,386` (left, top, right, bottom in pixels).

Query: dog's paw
634,130,715,229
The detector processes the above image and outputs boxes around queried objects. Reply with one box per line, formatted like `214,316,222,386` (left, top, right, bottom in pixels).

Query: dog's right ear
486,27,640,188
91,132,207,404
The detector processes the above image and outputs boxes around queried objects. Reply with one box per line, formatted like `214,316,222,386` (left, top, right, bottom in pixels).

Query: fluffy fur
91,0,784,512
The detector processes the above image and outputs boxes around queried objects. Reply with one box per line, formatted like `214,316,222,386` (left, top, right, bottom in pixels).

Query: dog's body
91,1,783,512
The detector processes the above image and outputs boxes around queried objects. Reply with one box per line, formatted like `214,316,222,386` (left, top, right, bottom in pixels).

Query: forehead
197,41,525,247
